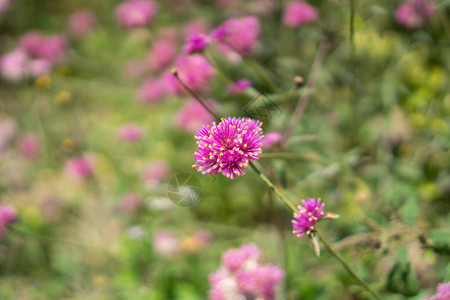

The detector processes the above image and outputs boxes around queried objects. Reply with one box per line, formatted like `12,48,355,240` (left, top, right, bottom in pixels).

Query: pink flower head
422,282,450,300
67,9,97,37
153,230,180,257
222,243,261,272
147,38,177,71
292,197,325,237
283,1,319,27
226,79,251,94
115,0,158,28
116,193,142,214
262,132,282,148
217,16,260,56
117,124,145,142
28,59,52,78
0,0,10,15
0,205,18,238
175,99,218,133
141,160,171,187
19,134,40,160
20,31,68,62
170,54,215,94
0,48,28,82
194,230,213,245
183,19,211,38
65,155,95,179
136,77,167,104
0,118,18,153
193,117,263,179
183,33,210,54
395,0,436,29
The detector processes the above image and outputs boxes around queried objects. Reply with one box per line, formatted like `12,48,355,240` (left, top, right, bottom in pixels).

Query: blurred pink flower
222,243,260,273
183,19,211,38
395,0,436,28
19,134,40,160
20,31,68,62
28,59,51,78
141,160,171,188
124,59,149,79
136,77,168,104
153,230,180,257
262,132,282,148
67,9,97,37
115,0,158,28
175,99,218,133
117,124,145,142
194,230,213,246
147,39,177,71
216,16,260,56
65,155,95,179
0,205,17,239
0,48,28,82
169,54,215,94
0,0,10,15
156,27,179,42
116,193,143,214
283,1,319,27
183,33,210,54
226,79,251,94
0,118,18,153
422,282,450,300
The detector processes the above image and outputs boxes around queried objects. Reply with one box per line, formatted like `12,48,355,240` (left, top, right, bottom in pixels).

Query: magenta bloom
0,48,28,82
292,197,325,237
117,124,145,142
183,33,210,54
28,58,51,78
183,19,211,37
209,243,284,300
216,16,260,56
67,9,97,37
147,39,177,71
395,0,436,29
0,205,18,239
115,0,158,28
137,77,168,104
65,155,95,179
423,282,450,300
19,134,40,160
193,117,263,179
226,79,252,94
20,31,68,62
175,99,218,133
262,132,283,148
283,1,319,27
170,54,215,94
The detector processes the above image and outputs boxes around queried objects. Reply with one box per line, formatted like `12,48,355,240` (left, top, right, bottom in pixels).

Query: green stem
316,230,382,300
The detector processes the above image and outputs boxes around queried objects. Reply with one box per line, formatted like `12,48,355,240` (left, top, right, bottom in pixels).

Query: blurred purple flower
216,16,260,56
395,0,436,29
141,160,171,188
283,1,319,27
226,79,251,94
183,19,211,38
116,193,143,214
183,33,210,54
115,0,158,28
19,134,40,160
147,38,177,71
262,132,282,148
0,48,28,82
292,197,325,237
20,31,68,62
0,118,18,153
153,230,180,257
117,124,145,142
0,205,18,239
422,282,450,300
193,117,263,179
65,155,95,180
175,99,218,133
67,9,97,37
169,54,215,94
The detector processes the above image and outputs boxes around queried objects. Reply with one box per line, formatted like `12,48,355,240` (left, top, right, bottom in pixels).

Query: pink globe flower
183,33,210,54
28,59,51,78
67,9,97,37
283,1,319,27
262,132,282,148
20,31,68,62
422,282,450,300
216,16,260,56
153,230,180,257
0,48,28,82
65,155,95,180
141,160,171,188
175,99,218,133
292,197,325,237
0,205,17,239
117,124,145,142
170,54,215,94
19,134,40,160
115,0,158,28
193,117,263,179
147,39,177,71
226,79,252,94
136,77,168,104
395,0,436,29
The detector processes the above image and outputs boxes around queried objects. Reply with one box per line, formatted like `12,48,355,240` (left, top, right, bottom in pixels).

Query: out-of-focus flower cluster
0,205,17,238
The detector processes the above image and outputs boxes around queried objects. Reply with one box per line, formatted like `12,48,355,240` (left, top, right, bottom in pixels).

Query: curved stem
316,230,382,300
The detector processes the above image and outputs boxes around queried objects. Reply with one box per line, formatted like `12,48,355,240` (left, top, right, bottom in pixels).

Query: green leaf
400,197,419,225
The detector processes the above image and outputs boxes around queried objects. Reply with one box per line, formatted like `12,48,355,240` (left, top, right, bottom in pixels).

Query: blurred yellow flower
35,75,52,89
55,90,72,105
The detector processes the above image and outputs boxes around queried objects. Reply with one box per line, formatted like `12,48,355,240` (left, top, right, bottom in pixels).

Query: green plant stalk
316,230,382,300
